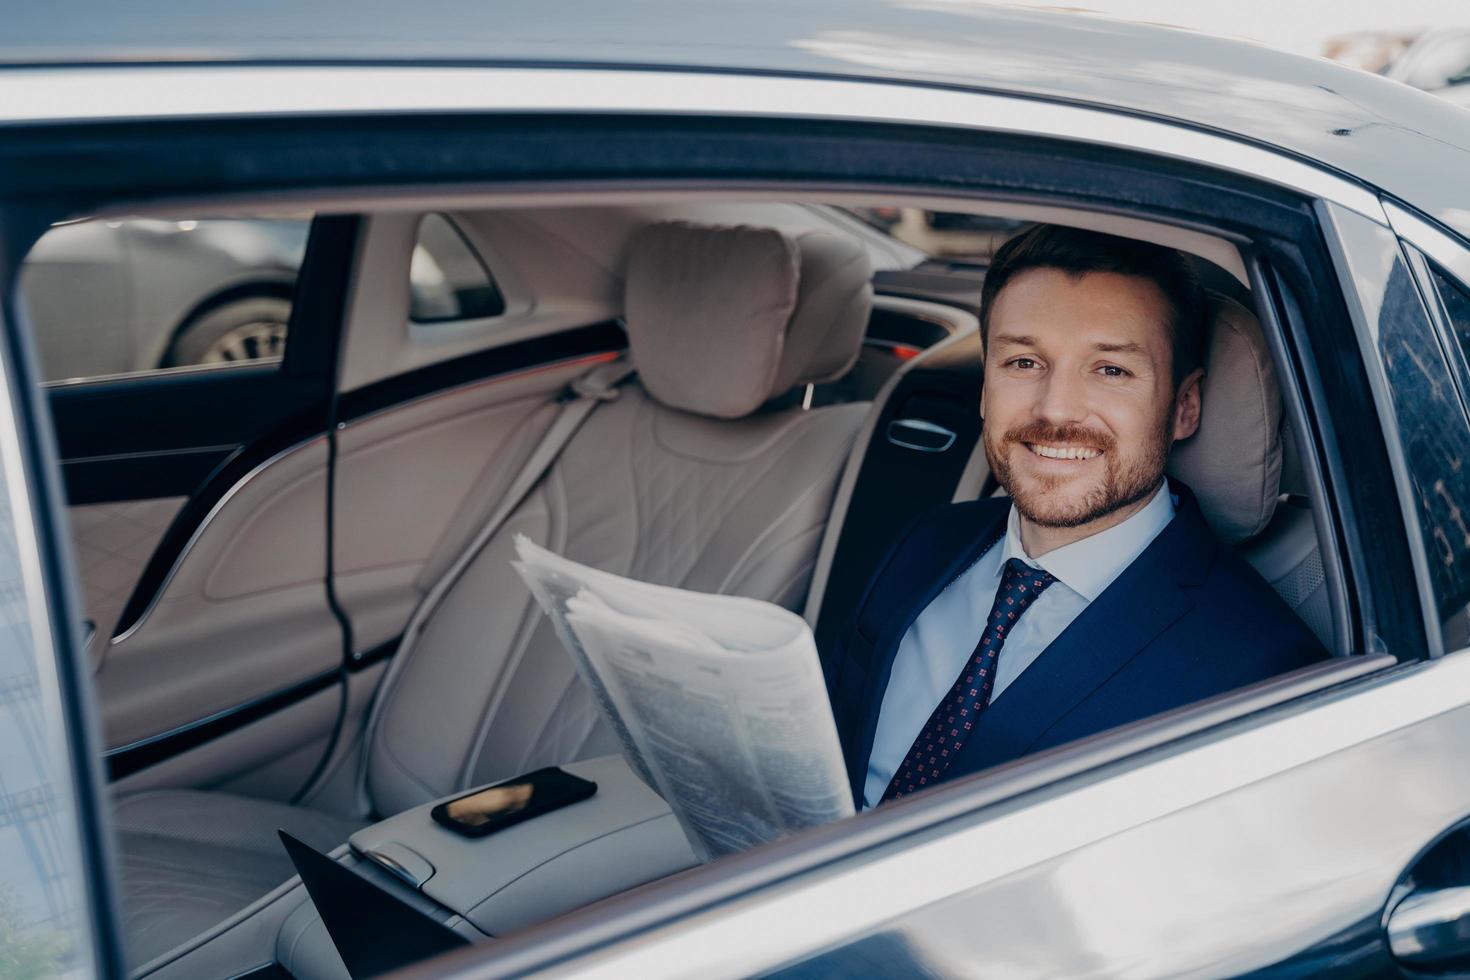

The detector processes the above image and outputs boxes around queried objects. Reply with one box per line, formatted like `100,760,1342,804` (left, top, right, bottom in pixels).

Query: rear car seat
111,221,875,970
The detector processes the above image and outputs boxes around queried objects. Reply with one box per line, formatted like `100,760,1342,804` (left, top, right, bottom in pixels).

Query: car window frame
0,214,124,978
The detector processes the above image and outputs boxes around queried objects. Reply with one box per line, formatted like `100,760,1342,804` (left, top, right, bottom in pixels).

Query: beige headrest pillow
1168,294,1283,544
623,221,872,419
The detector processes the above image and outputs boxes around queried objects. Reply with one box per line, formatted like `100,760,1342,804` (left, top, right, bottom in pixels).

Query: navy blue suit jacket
821,481,1327,805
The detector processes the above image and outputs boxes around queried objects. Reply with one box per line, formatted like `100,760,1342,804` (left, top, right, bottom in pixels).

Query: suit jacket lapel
847,506,1007,801
951,486,1214,775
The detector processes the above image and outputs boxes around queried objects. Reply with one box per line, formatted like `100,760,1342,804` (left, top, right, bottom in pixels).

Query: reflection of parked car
9,4,1470,980
21,218,309,381
1384,28,1470,108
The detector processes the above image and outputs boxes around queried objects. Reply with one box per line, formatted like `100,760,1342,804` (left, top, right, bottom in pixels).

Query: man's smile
1023,442,1104,461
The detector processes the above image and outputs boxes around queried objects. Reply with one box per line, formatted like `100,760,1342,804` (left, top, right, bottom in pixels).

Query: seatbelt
353,356,635,812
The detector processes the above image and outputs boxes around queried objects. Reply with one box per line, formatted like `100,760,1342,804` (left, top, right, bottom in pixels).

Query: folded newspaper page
512,535,854,860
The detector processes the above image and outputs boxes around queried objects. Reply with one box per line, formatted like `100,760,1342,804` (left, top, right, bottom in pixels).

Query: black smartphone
430,767,597,838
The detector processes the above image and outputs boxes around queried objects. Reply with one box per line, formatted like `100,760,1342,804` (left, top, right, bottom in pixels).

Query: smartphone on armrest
430,766,597,838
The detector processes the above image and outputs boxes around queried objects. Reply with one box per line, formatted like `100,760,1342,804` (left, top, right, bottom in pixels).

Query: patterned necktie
882,557,1057,802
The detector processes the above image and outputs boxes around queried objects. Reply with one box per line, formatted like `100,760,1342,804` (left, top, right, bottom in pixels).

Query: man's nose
1035,372,1089,424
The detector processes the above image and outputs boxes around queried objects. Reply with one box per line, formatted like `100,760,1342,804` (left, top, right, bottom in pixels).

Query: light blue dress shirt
862,482,1177,808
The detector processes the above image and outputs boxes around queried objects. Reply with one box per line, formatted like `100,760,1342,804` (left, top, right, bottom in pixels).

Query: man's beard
984,415,1170,529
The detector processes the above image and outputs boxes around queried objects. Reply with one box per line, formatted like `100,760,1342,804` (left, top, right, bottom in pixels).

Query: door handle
1387,885,1470,965
887,418,956,453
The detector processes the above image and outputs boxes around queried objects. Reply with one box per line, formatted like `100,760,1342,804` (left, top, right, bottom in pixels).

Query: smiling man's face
981,267,1203,548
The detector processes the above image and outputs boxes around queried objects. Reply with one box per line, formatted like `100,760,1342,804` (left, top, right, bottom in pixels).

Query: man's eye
1009,358,1038,370
1099,365,1131,378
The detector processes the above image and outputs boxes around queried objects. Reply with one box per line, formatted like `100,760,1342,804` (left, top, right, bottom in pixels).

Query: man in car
823,225,1327,809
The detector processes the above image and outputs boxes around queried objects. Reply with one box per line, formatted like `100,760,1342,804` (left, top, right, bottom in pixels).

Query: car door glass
1422,262,1470,647
1430,264,1470,351
408,213,506,323
0,468,98,976
19,216,311,384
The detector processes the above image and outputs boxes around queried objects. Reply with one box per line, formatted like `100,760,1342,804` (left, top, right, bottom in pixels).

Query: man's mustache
1001,422,1115,453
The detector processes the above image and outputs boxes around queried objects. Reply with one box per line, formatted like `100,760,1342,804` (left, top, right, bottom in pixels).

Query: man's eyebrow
989,333,1036,347
1094,341,1149,356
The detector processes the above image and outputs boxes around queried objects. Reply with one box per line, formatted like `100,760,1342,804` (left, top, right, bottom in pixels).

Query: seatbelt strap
353,356,634,812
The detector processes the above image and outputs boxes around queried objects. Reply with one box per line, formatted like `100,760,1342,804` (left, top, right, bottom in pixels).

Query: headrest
1168,294,1283,545
623,222,872,419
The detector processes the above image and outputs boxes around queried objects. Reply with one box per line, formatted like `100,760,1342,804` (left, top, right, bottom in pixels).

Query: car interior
21,192,1342,978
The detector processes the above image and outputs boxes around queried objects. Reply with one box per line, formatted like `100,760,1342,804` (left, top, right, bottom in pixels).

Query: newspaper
512,535,854,861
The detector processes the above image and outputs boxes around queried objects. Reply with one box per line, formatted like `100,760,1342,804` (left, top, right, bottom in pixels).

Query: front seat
111,220,875,969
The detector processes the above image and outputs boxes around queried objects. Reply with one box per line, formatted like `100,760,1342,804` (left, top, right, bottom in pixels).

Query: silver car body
21,218,307,381
0,4,1469,978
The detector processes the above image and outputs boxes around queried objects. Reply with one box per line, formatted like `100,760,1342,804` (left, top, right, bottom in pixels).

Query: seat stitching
716,421,858,595
727,528,823,601
377,732,449,805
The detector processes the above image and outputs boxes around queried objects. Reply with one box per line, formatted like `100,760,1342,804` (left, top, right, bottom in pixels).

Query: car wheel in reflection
165,295,291,367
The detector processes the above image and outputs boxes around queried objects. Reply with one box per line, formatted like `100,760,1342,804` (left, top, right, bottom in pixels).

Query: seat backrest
365,221,874,816
1167,295,1333,648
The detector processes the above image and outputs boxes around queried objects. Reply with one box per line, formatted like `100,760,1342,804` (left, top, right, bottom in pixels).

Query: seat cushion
113,790,365,970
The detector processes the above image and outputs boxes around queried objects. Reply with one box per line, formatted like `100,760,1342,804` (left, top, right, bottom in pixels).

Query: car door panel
109,660,387,807
68,496,185,670
48,363,322,505
765,657,1446,980
30,217,361,788
95,437,336,752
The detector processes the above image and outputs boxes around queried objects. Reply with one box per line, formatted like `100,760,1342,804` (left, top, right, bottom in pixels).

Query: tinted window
1432,264,1470,351
1424,262,1470,647
409,214,506,323
20,217,311,384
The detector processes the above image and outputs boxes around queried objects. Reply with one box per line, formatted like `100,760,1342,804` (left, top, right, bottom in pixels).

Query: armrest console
349,755,698,935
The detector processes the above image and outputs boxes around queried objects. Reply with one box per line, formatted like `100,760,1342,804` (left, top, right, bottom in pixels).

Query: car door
5,58,1470,980
20,213,356,794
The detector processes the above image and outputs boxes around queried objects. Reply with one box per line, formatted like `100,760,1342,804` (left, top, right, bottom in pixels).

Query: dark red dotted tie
882,558,1056,802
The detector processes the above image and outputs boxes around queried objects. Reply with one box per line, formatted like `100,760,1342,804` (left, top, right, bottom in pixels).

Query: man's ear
1172,368,1205,441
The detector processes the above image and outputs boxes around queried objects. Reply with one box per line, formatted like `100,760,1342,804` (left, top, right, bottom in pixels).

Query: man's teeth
1029,444,1102,460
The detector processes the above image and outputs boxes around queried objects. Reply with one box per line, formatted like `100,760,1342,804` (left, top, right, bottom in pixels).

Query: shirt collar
999,481,1176,602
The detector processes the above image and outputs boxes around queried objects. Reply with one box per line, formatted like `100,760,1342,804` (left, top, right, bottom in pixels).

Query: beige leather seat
111,221,874,970
1167,295,1334,649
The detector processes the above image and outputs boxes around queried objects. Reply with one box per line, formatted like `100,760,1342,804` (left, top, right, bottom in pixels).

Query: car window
20,217,311,385
408,213,506,323
0,471,99,976
1430,263,1470,350
1421,261,1470,645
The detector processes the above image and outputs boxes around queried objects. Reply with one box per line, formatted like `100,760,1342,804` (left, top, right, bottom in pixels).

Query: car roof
7,0,1470,238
